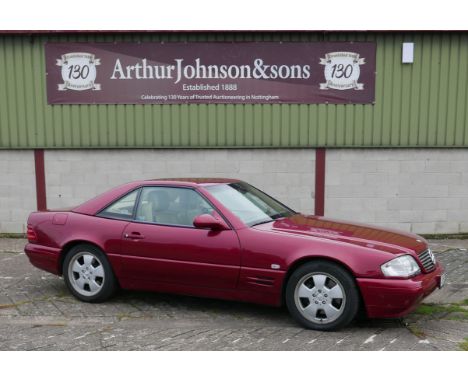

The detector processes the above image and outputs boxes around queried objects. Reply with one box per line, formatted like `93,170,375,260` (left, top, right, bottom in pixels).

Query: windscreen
205,182,295,226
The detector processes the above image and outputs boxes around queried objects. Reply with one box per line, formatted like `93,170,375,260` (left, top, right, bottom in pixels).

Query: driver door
119,186,241,289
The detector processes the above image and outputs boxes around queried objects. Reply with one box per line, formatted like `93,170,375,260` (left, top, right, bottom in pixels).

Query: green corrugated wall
0,32,467,149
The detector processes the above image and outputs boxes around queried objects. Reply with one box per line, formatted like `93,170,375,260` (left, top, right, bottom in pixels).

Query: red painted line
34,149,47,211
314,148,326,216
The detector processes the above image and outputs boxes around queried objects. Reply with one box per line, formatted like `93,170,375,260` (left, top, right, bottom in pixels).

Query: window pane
135,187,214,226
98,189,139,220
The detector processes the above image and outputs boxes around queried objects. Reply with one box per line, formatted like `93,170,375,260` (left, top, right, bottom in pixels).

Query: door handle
124,232,145,240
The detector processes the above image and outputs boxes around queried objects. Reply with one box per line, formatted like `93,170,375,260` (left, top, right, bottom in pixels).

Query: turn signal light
26,225,38,242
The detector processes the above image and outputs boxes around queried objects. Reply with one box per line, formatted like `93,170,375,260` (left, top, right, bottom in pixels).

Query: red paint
357,263,443,318
24,178,443,319
34,149,47,211
26,225,38,242
24,242,61,275
314,148,326,216
193,213,229,230
52,213,68,225
119,221,241,289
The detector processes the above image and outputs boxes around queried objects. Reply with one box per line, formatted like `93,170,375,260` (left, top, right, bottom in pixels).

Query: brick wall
0,150,36,233
44,148,316,215
2,147,468,234
325,149,468,234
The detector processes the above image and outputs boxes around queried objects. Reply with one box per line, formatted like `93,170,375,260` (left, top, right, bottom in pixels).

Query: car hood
254,214,427,255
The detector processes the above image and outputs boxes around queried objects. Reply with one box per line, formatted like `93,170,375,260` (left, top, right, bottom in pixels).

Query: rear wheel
285,261,359,331
63,244,116,302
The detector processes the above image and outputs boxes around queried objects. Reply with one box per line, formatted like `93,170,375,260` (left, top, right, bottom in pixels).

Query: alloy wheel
67,251,105,297
294,272,346,324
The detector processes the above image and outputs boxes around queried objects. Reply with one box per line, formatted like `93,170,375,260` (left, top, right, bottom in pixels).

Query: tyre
285,260,359,331
62,244,116,302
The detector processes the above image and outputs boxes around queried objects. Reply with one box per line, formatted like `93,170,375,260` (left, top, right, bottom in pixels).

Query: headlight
381,255,421,277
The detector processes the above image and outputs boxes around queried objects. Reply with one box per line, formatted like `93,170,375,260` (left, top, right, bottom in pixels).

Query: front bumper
357,262,445,318
24,243,61,275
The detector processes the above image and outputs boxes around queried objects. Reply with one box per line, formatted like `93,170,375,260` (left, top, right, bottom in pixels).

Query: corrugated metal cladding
0,32,468,149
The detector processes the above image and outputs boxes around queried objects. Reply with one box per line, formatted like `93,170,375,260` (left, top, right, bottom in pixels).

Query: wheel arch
281,255,362,307
59,240,107,276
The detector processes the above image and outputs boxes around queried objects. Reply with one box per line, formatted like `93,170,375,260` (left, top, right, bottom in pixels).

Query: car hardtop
72,178,242,216
146,178,242,187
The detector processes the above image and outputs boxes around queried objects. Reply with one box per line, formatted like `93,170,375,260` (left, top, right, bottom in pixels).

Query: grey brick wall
325,149,468,234
44,149,316,216
0,150,36,233
2,148,468,234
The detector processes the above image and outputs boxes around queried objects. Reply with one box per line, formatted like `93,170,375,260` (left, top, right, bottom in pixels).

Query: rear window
97,189,139,220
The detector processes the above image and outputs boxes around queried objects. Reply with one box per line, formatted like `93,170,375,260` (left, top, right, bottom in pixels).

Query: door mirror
193,214,229,231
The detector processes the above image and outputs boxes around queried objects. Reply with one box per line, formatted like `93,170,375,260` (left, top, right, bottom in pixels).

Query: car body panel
238,225,399,278
117,221,241,289
24,178,444,318
266,214,427,255
25,243,61,275
357,262,444,317
116,272,281,306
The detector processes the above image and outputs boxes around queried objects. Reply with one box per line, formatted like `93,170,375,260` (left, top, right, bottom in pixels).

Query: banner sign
45,42,376,104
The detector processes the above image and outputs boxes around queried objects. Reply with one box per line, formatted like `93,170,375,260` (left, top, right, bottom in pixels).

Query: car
24,178,445,331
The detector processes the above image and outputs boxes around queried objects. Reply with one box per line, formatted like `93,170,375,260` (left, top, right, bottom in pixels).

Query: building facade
0,31,467,234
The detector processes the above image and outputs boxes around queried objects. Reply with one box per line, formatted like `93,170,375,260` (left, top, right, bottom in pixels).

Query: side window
135,187,214,226
98,189,139,220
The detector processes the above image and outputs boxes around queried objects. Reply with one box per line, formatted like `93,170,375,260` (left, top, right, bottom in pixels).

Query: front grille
418,249,436,272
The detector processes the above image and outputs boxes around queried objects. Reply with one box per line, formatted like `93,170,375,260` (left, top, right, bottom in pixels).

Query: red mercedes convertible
25,179,445,330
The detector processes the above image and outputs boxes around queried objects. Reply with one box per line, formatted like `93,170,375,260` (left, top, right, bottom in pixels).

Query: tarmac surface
0,238,466,350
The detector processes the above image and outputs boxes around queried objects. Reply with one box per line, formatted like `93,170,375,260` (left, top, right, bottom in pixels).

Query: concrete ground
0,238,466,351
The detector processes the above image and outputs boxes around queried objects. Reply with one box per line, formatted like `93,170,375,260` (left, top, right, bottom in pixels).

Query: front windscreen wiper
250,219,274,227
270,212,294,220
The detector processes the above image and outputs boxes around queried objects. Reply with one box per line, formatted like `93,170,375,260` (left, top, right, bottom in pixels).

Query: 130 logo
56,52,101,91
320,52,365,90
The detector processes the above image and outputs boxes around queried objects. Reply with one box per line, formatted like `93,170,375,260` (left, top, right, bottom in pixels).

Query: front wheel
63,244,116,302
285,261,359,331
